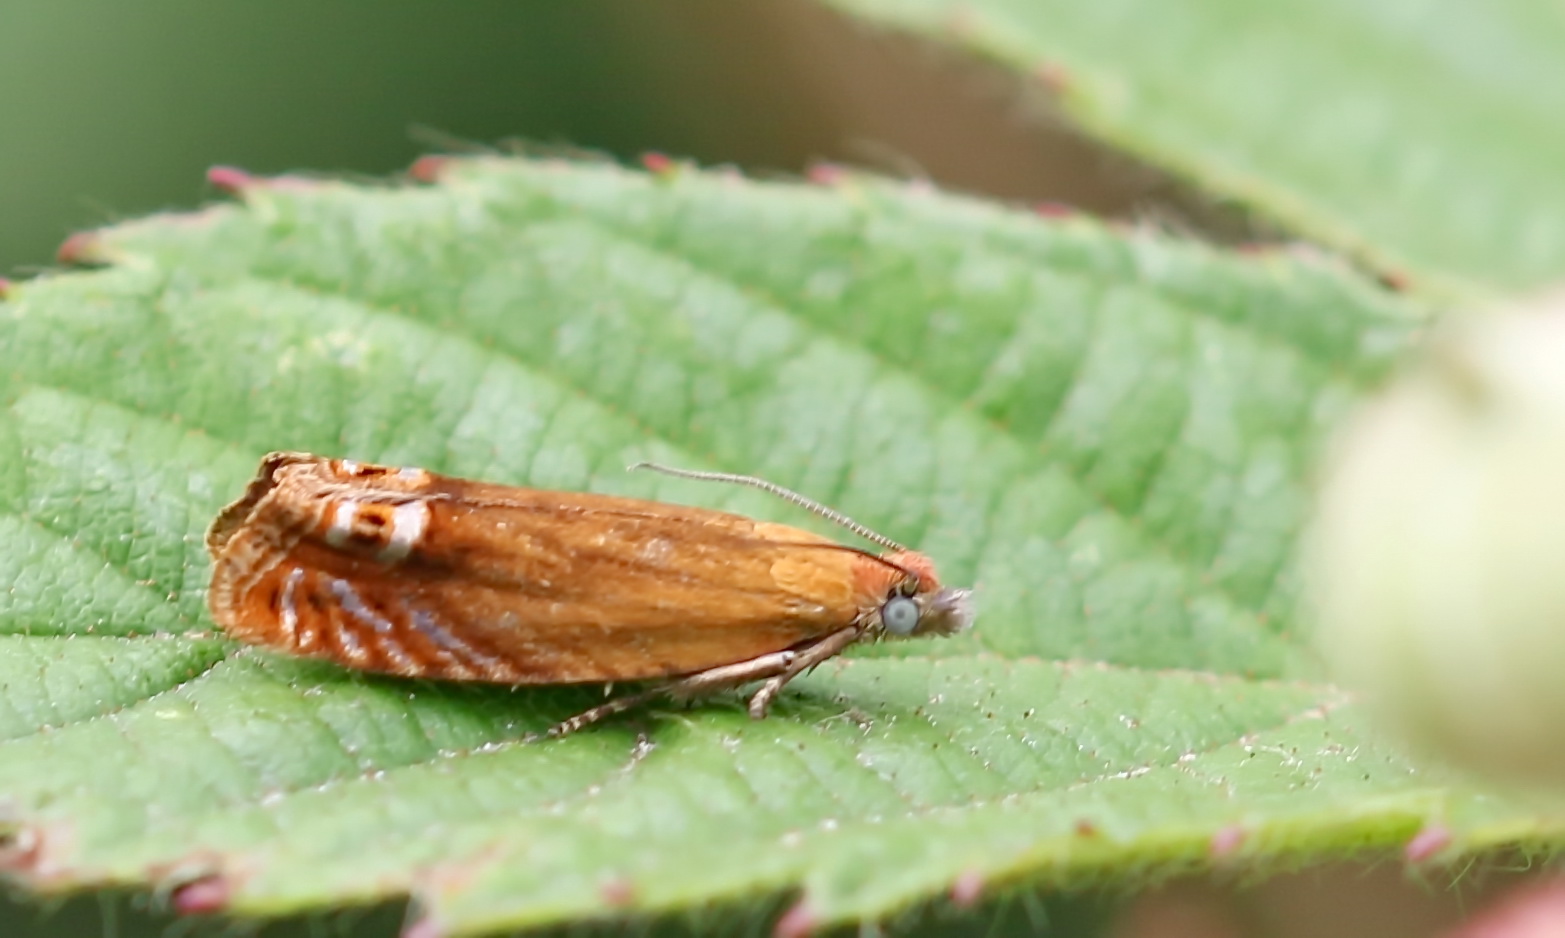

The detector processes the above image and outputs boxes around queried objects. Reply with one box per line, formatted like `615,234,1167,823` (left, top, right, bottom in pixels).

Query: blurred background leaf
825,0,1565,293
0,0,1251,281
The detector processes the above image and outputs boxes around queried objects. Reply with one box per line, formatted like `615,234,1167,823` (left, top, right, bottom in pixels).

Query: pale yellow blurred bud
1313,291,1565,786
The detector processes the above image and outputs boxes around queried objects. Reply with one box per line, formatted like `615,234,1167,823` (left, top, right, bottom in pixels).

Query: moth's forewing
207,455,899,683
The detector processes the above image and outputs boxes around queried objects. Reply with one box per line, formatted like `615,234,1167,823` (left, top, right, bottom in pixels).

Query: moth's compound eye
881,595,920,636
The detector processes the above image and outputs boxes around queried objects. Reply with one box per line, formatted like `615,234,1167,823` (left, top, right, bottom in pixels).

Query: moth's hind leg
545,649,798,738
545,688,663,738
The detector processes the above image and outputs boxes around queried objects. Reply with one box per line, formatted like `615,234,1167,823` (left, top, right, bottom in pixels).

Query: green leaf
0,157,1533,936
822,0,1565,294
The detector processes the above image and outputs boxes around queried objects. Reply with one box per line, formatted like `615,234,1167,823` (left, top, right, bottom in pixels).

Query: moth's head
870,549,975,640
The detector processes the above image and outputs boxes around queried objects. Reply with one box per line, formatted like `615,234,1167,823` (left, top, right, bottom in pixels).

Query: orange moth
206,453,973,734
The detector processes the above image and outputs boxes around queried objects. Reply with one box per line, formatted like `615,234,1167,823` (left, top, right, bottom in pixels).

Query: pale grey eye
881,595,920,636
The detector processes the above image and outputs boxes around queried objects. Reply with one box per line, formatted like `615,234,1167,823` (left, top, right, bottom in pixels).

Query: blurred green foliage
0,1,848,277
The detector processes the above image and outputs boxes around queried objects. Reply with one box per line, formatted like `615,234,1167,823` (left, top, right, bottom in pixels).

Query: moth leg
747,626,861,719
545,650,797,738
664,649,797,699
547,691,664,738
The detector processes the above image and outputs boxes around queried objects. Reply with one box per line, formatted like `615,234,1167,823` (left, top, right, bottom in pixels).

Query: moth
206,452,973,735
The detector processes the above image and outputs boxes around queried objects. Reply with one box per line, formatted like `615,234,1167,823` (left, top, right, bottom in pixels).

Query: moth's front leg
746,626,861,719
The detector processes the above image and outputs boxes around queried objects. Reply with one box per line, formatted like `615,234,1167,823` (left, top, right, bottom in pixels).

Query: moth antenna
628,462,907,552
